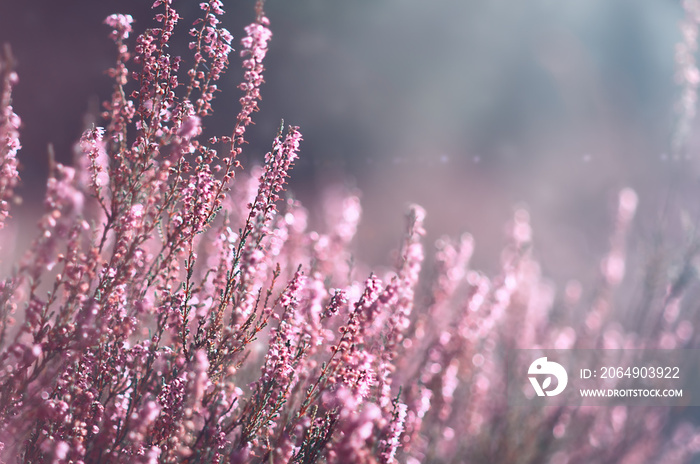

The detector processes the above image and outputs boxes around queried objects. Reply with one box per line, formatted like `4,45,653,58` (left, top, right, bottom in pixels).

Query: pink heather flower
380,400,407,464
104,14,134,41
186,349,211,407
334,194,362,244
186,1,234,118
259,270,305,384
47,165,84,218
438,359,459,420
311,190,362,283
52,441,69,463
137,446,162,464
323,288,348,319
402,385,432,456
78,126,109,193
232,127,302,325
0,49,20,232
299,273,327,348
396,204,426,322
181,165,218,235
230,9,272,155
330,397,383,464
177,114,201,139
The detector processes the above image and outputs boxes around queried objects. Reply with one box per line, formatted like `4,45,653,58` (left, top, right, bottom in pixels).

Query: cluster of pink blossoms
0,1,700,464
232,10,272,156
0,46,20,233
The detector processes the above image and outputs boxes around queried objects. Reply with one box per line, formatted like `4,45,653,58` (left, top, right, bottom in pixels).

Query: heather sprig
0,44,20,234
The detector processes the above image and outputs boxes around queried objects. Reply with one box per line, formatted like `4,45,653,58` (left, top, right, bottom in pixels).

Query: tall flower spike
0,45,20,233
230,0,272,160
232,125,302,326
188,1,233,116
377,205,426,407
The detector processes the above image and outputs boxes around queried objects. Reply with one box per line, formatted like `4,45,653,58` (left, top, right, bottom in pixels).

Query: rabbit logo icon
528,357,568,397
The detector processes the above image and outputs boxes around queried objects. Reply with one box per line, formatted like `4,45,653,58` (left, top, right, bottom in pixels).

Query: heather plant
1,1,700,464
0,44,19,237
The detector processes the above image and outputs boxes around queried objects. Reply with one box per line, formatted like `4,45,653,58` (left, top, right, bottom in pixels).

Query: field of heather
1,1,700,463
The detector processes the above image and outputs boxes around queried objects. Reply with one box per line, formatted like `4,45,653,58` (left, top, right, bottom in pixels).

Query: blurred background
0,0,695,284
